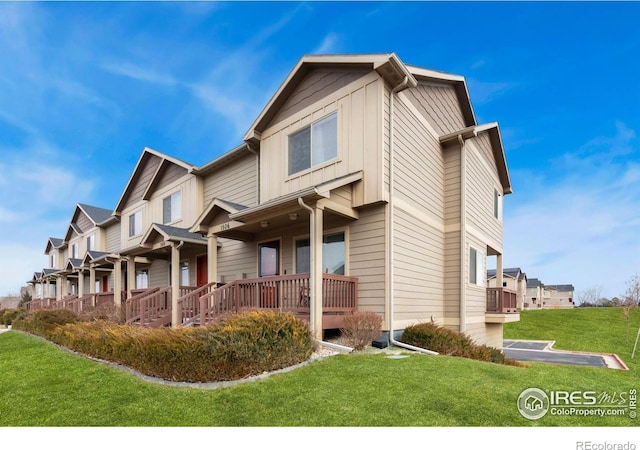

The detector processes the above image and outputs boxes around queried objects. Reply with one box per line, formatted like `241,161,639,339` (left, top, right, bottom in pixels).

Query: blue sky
0,1,638,300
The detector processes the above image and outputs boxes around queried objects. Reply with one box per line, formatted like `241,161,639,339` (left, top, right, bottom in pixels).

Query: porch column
89,266,96,294
171,243,181,327
208,234,218,284
126,256,136,298
311,205,324,340
114,259,122,307
45,279,50,299
40,281,45,299
56,276,63,300
78,270,85,297
496,253,503,288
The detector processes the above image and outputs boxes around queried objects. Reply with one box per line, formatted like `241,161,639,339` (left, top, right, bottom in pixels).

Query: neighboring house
25,53,518,348
525,278,574,309
487,267,527,310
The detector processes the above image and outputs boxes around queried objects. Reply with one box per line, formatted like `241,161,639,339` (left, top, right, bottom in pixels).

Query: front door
258,240,280,277
196,255,208,287
258,240,280,308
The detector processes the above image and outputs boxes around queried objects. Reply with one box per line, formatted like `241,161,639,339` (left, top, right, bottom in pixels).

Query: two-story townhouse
187,53,517,348
544,284,575,309
487,267,528,310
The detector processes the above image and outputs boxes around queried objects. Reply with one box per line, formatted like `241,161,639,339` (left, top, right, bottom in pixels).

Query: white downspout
387,76,438,356
459,134,467,334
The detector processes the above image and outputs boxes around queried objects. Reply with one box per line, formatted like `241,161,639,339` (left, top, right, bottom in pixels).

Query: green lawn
0,307,637,427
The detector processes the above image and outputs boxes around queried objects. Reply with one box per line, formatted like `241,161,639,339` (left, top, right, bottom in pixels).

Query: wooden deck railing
125,287,159,324
177,273,358,328
125,287,172,327
486,287,518,313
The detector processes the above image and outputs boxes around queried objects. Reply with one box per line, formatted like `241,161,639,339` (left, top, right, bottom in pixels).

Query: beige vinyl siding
259,71,384,205
403,82,466,135
149,259,169,288
157,164,188,192
349,204,386,315
203,153,258,207
269,68,370,128
122,154,162,210
105,223,120,252
217,239,257,282
443,147,461,324
465,138,503,248
389,97,446,328
76,211,93,233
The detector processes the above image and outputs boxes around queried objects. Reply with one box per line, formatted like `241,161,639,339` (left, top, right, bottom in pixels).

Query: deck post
126,256,136,299
89,266,96,295
208,234,218,285
114,259,122,307
311,205,324,340
171,243,181,327
78,270,85,298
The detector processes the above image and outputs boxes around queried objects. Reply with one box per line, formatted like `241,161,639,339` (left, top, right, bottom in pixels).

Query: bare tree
621,274,640,344
576,286,604,307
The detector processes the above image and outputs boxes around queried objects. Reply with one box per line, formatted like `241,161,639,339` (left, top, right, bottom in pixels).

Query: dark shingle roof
487,267,522,279
78,204,113,225
48,238,64,248
154,224,207,242
546,284,575,292
527,278,543,288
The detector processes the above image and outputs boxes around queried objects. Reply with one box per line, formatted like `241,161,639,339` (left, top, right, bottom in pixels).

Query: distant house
525,278,574,309
25,53,519,348
487,267,527,310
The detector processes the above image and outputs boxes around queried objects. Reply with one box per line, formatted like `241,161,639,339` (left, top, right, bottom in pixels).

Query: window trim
287,111,338,176
128,210,142,238
494,188,503,221
86,234,95,252
469,246,485,287
293,227,349,276
162,190,182,225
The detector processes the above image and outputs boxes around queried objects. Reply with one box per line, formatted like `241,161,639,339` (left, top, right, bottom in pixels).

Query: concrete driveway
503,340,627,370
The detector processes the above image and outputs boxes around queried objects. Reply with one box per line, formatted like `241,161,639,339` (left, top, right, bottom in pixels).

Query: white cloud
101,61,177,86
504,122,640,298
466,78,516,104
313,33,341,54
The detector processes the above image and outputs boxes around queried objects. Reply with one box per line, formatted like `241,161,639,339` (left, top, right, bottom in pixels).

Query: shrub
12,309,80,339
341,311,383,350
78,304,125,324
2,309,27,326
401,322,523,366
47,310,313,383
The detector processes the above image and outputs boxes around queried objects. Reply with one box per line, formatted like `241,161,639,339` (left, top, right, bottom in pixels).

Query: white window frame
129,210,142,238
87,234,95,252
163,190,182,224
469,247,485,287
294,227,348,276
136,269,149,289
494,189,503,221
71,243,78,259
288,112,338,176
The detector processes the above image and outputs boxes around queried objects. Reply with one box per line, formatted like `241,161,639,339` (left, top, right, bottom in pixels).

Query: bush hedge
1,308,27,326
46,310,313,382
401,322,523,366
11,309,78,336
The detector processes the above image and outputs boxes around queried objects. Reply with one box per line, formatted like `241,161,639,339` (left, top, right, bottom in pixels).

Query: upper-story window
469,247,484,287
71,243,78,259
87,234,95,252
50,253,56,268
494,189,503,221
129,211,142,238
288,112,337,175
163,191,182,224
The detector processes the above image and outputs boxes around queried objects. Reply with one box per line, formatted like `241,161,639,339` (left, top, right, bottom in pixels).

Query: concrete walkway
503,339,627,370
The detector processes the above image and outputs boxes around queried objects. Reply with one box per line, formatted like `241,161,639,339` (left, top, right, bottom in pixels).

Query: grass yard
0,307,637,427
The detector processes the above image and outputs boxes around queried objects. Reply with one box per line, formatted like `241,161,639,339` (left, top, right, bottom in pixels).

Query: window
87,235,95,252
180,261,189,286
296,232,346,275
288,112,337,175
50,253,56,268
259,241,280,277
163,191,181,224
71,243,78,259
129,211,142,237
469,247,484,286
494,189,503,221
136,269,149,289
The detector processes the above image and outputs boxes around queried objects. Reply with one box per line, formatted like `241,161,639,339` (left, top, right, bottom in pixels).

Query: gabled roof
192,143,254,176
527,278,543,288
546,284,575,292
41,268,60,276
114,147,196,214
44,237,65,254
77,203,114,226
65,258,84,270
140,223,207,247
439,123,512,195
244,53,423,145
487,267,523,280
190,198,249,234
